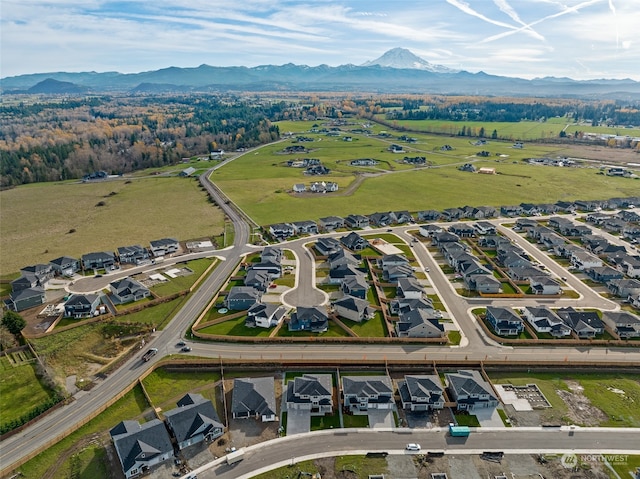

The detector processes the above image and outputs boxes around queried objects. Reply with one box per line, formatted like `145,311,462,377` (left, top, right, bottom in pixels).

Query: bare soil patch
556,380,608,426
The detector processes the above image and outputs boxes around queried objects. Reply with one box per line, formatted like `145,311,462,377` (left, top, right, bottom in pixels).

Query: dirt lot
556,380,608,426
547,141,640,165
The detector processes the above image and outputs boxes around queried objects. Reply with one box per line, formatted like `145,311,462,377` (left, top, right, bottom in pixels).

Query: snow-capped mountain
361,47,458,73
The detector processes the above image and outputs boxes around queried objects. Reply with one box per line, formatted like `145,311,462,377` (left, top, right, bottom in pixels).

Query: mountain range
2,48,639,99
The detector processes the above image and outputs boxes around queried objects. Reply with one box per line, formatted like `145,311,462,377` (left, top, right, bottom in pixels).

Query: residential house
396,309,445,338
602,311,640,339
608,278,640,298
485,306,524,336
49,256,80,276
286,374,333,416
117,245,149,265
333,295,372,322
514,218,538,231
82,251,117,271
291,220,318,235
392,211,414,224
557,307,605,338
340,275,369,299
388,297,434,316
269,223,295,240
10,274,39,293
342,375,394,413
449,223,475,238
520,203,541,216
586,266,624,284
315,237,342,256
340,232,369,251
416,210,442,222
5,287,45,312
382,263,415,283
20,264,54,286
225,286,261,310
318,216,345,232
261,246,283,264
522,306,571,337
368,212,394,227
474,221,496,235
445,370,499,412
292,183,306,193
179,166,196,177
163,393,224,450
621,256,640,278
329,265,364,284
243,269,271,292
110,419,174,478
419,224,444,237
501,205,523,217
250,260,282,279
288,306,328,333
328,249,360,270
441,208,465,221
246,303,286,329
396,277,424,299
231,377,277,422
570,250,603,270
149,238,179,257
431,231,460,247
344,214,370,229
468,274,501,294
350,159,377,166
397,375,445,411
64,294,101,318
110,278,151,304
529,276,561,295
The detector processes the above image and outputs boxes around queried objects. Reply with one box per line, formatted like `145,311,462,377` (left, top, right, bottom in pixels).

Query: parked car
406,443,421,451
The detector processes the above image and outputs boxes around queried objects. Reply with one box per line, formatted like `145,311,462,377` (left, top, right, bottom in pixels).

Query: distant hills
2,48,639,99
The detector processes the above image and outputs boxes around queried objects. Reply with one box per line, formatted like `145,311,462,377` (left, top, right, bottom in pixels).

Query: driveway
367,409,394,429
286,409,310,436
475,407,504,427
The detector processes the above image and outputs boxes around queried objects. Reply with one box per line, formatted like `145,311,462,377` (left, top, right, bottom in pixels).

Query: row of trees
0,95,282,187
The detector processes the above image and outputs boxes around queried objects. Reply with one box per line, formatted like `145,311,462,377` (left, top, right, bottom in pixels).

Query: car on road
181,346,192,352
406,443,421,451
176,341,186,347
386,229,393,232
424,267,430,272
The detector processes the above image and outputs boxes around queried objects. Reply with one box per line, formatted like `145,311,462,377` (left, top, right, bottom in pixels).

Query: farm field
0,176,225,275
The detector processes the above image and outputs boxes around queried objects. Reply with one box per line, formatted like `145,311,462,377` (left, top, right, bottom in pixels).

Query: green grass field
0,177,225,275
150,258,216,296
115,296,184,329
0,355,57,426
197,315,272,337
141,368,220,411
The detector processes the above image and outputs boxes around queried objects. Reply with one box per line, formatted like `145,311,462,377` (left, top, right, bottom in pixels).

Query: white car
406,443,421,451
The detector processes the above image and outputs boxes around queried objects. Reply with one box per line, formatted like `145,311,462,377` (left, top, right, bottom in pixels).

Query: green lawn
52,444,108,479
448,330,462,345
341,311,388,337
335,455,388,477
142,367,220,411
16,385,149,479
197,315,272,337
343,414,369,428
0,355,58,428
454,413,480,427
252,460,320,479
0,177,225,275
310,413,341,431
115,296,185,329
277,321,350,338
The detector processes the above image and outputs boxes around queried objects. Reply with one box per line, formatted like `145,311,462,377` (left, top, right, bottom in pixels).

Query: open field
150,257,216,296
0,354,57,427
0,176,225,275
142,367,220,412
213,124,639,225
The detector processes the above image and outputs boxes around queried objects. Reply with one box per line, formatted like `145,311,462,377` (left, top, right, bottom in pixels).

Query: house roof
446,370,496,401
82,251,115,261
65,293,99,307
150,238,178,248
342,375,393,398
231,377,276,418
9,286,44,301
287,374,332,405
49,256,78,266
164,393,223,444
227,286,261,301
110,277,148,296
397,277,423,294
333,295,370,315
398,375,444,405
397,309,444,334
110,419,173,474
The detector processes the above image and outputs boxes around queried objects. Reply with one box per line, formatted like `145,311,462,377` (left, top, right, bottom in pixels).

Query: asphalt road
193,428,640,479
2,184,640,476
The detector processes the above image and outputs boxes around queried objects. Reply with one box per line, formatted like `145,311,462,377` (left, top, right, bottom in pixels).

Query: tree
2,310,26,335
491,129,498,139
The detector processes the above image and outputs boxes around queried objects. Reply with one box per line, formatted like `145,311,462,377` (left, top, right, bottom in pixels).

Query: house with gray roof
397,375,445,411
19,264,54,286
5,287,45,312
244,268,271,292
445,370,498,412
522,306,571,337
286,374,333,416
333,295,373,323
149,238,179,257
64,294,101,318
291,220,318,235
342,375,394,413
485,306,524,336
382,263,415,283
328,249,360,269
49,256,80,276
318,216,345,232
344,214,370,229
388,297,434,316
232,377,277,422
225,286,261,310
117,245,149,264
82,251,116,270
10,274,39,293
288,306,328,333
164,393,224,450
341,274,369,299
396,277,424,299
110,419,173,478
246,302,286,329
340,232,369,251
467,274,501,294
110,278,151,304
602,311,640,339
315,237,342,256
529,276,561,295
396,309,445,338
556,307,605,338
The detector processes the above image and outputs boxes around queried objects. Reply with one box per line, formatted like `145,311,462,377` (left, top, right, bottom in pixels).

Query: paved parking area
474,407,504,427
367,409,394,429
286,408,310,435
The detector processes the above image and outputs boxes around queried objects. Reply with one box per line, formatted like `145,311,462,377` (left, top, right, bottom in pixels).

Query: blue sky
2,0,638,80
